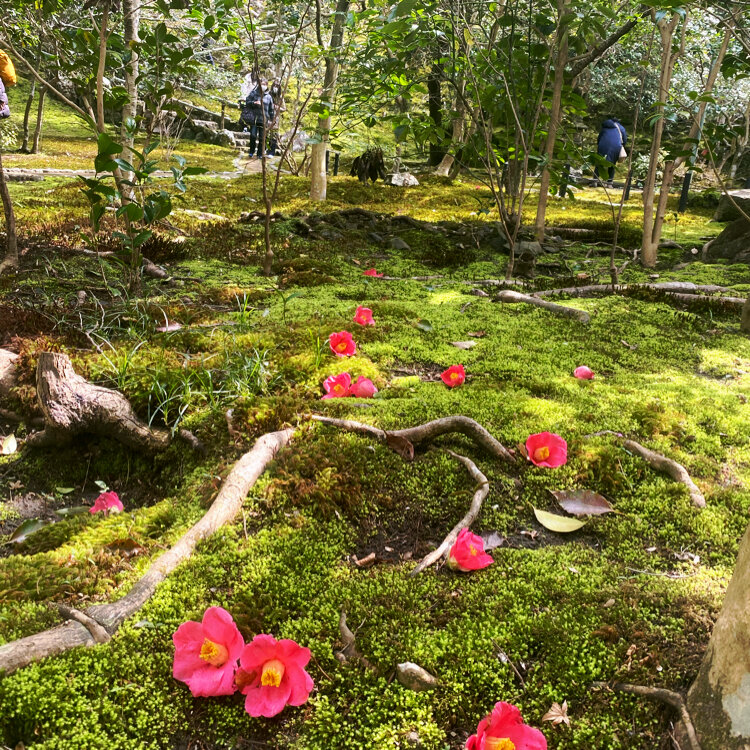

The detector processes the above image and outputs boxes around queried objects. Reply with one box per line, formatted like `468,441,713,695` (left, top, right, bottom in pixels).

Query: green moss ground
0,173,748,749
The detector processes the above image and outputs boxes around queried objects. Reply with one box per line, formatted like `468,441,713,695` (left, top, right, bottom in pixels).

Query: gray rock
318,227,344,241
516,240,543,258
703,218,750,262
714,190,750,222
367,232,384,244
216,129,236,148
385,172,420,187
396,662,439,691
389,237,411,251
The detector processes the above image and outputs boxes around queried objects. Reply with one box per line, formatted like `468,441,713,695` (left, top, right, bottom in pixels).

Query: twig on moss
54,604,111,644
411,450,490,576
592,681,702,750
0,428,294,675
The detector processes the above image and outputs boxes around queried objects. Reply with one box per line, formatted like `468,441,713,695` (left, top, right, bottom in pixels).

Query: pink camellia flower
363,268,384,278
466,701,547,750
236,634,314,718
350,376,378,398
172,606,245,697
448,528,494,572
441,364,466,388
573,366,595,380
89,491,123,515
322,372,352,399
525,432,567,468
353,306,375,326
329,330,357,357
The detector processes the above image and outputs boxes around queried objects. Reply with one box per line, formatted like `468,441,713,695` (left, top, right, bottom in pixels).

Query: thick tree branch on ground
411,450,490,575
0,428,295,675
622,439,705,508
592,682,702,750
25,352,201,453
534,282,731,297
312,415,515,463
495,289,591,323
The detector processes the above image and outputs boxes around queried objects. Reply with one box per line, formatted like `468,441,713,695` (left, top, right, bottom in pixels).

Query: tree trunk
435,80,466,177
96,0,110,133
427,66,444,167
120,0,140,179
534,0,570,242
641,12,682,267
687,521,750,748
21,79,36,153
309,0,350,202
32,88,46,154
741,295,750,333
0,150,18,273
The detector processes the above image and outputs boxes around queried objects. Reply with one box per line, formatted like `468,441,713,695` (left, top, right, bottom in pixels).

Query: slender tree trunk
435,79,466,177
96,0,110,133
32,89,46,154
0,150,18,273
646,22,731,256
641,12,681,267
309,0,350,202
687,521,750,749
120,0,140,178
21,77,37,153
427,65,443,167
534,0,569,242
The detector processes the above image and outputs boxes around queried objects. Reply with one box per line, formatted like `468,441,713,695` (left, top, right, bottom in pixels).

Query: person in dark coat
595,117,627,186
242,80,275,159
0,78,10,119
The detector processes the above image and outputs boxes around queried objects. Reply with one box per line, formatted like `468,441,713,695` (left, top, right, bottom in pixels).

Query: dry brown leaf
550,489,614,516
542,700,570,727
353,552,376,568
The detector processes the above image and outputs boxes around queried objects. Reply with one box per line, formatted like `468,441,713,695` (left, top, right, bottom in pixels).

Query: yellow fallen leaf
1,434,17,455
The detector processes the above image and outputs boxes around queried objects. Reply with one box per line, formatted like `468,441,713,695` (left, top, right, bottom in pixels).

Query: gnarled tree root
0,348,18,400
25,351,202,453
494,289,591,324
0,427,294,675
592,682,702,750
312,415,515,463
411,450,490,575
336,611,374,669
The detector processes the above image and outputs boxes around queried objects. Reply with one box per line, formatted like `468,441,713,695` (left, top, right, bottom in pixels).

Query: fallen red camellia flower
525,432,567,468
573,366,594,380
441,364,465,388
353,306,375,326
448,528,493,572
89,491,124,514
237,634,314,718
363,268,384,277
322,372,352,399
466,701,547,750
329,330,357,357
172,606,245,697
351,376,378,398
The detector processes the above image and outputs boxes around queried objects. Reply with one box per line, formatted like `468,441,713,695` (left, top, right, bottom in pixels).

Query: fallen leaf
9,518,48,543
451,341,477,349
467,330,486,337
54,506,90,518
55,487,76,495
542,700,570,727
1,434,17,455
517,441,528,460
385,433,415,461
480,531,506,551
415,319,433,332
156,321,182,332
353,552,376,567
533,508,587,533
550,489,614,516
593,625,620,643
106,538,146,557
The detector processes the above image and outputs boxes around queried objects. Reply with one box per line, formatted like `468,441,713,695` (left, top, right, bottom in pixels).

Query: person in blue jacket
595,117,626,186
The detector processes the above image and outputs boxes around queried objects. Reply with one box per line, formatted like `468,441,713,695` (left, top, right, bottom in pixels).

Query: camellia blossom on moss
441,364,465,388
322,372,352,399
329,330,357,357
351,376,378,398
89,491,123,514
525,432,567,468
237,634,314,718
448,528,493,571
363,268,383,277
353,306,375,326
573,366,594,380
466,701,547,750
172,606,245,697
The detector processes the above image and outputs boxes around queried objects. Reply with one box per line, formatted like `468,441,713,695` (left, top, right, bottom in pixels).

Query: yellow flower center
486,739,515,750
333,384,344,394
261,658,285,687
469,544,478,556
450,372,459,380
199,639,229,667
533,445,550,462
336,341,347,352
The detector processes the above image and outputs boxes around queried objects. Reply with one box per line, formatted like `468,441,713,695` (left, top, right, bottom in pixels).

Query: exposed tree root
24,352,202,453
336,611,373,669
622,438,706,508
54,604,111,644
0,348,18,400
592,682,702,750
0,427,294,675
312,415,515,463
495,289,591,324
411,450,489,575
534,282,731,298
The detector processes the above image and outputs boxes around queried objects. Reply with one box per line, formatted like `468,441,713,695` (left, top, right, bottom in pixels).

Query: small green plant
97,339,147,391
273,289,303,324
308,329,328,369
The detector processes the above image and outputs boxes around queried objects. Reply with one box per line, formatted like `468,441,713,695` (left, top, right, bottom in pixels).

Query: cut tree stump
25,352,200,452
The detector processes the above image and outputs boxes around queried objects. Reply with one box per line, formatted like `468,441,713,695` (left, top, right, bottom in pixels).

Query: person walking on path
595,117,627,187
